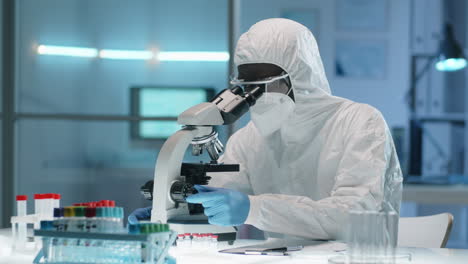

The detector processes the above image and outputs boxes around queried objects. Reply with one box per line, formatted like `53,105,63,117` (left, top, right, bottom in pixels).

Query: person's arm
244,107,403,240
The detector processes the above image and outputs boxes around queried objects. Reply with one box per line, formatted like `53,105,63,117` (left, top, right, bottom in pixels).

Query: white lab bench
1,228,468,264
403,184,468,204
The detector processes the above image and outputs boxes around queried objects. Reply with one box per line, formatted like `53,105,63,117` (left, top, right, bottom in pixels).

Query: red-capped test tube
16,195,27,216
43,194,55,219
53,194,61,209
34,194,44,216
16,195,28,246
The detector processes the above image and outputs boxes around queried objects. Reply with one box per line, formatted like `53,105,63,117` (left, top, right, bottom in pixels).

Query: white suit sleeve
208,131,254,195
244,107,402,240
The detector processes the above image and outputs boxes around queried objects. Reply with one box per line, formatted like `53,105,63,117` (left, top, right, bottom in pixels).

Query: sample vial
192,233,200,248
177,234,185,248
63,206,75,231
210,234,219,249
34,194,44,229
84,207,97,233
201,233,209,247
16,195,27,216
53,208,64,231
74,207,86,232
43,194,55,220
16,195,28,248
184,233,192,247
53,194,61,209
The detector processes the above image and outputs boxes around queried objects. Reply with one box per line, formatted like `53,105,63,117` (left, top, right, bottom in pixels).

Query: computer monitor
130,86,215,139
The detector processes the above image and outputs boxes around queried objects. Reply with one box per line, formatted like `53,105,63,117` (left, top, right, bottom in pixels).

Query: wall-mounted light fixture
99,49,154,60
435,24,467,72
37,45,229,62
37,45,98,58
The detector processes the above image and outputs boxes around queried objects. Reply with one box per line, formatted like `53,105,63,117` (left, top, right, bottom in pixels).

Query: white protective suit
209,18,403,240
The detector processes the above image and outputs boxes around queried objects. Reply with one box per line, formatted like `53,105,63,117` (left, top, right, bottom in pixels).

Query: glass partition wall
1,0,230,227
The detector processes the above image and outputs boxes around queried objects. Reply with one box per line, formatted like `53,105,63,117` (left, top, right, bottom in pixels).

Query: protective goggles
230,72,292,95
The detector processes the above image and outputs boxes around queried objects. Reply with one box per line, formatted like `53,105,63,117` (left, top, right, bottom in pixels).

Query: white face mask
250,93,295,137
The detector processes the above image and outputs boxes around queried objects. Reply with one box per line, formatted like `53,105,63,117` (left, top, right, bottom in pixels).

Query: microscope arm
151,125,236,234
151,126,212,223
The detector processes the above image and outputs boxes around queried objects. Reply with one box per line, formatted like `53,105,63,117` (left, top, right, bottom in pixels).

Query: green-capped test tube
157,224,163,233
74,207,86,232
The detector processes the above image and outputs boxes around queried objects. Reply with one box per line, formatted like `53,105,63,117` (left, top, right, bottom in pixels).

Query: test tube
34,194,44,229
184,233,192,248
210,234,218,249
177,234,185,248
16,195,28,248
85,207,97,233
63,206,75,231
192,233,199,248
103,207,112,232
53,208,64,231
53,194,61,209
17,195,27,216
95,207,104,232
74,207,86,232
44,194,55,220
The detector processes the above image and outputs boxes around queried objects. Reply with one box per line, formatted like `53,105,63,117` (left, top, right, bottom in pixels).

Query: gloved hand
186,185,250,226
165,256,176,264
128,206,152,225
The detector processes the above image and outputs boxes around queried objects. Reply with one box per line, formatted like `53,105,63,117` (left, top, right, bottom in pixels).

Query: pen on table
245,251,289,256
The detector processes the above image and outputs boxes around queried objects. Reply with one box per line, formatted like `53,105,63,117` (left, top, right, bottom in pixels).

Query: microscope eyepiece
230,86,243,95
208,85,265,125
243,86,264,106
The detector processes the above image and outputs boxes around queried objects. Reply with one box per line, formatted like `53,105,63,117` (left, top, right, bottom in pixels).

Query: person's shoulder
341,101,382,117
229,122,257,142
337,101,387,133
225,122,257,148
223,122,259,159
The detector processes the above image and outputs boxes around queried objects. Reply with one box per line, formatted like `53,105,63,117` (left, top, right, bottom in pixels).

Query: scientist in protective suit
131,18,403,240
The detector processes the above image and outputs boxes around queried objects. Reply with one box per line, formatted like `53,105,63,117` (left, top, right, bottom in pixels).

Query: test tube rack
33,229,177,264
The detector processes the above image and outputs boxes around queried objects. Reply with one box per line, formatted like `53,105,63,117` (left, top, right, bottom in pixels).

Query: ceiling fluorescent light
37,45,98,58
99,49,154,60
157,52,229,62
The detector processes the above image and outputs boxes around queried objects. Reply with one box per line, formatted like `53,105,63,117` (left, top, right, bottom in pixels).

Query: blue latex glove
186,185,250,226
128,206,152,225
165,256,176,264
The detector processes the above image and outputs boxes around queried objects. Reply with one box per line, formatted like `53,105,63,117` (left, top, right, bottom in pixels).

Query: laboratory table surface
1,228,468,264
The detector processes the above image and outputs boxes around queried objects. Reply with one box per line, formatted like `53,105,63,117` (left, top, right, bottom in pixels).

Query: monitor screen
131,86,215,139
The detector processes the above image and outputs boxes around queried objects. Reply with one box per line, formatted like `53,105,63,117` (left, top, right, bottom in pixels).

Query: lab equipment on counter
175,233,218,250
33,200,176,263
34,194,61,226
328,210,411,264
34,222,176,264
348,210,398,262
150,85,264,235
12,195,28,250
11,193,62,252
56,206,125,233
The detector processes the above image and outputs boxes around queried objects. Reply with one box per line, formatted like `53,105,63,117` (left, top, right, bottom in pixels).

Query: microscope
147,85,263,237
